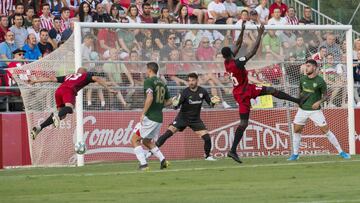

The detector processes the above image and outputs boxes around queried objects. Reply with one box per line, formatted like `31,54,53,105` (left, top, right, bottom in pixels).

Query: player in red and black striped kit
222,22,308,163
29,67,117,140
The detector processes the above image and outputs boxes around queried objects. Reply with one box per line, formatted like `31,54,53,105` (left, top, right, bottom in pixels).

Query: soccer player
131,62,173,170
29,67,117,139
221,22,308,164
154,73,221,161
288,59,351,160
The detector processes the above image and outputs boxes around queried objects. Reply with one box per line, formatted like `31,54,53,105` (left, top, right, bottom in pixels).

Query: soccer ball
74,141,87,155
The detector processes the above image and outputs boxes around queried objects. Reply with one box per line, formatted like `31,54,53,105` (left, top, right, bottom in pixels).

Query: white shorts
293,108,327,127
133,116,162,139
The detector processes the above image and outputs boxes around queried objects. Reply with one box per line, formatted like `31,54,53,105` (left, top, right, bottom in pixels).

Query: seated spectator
27,15,41,42
292,36,310,60
207,0,232,24
165,49,187,87
40,3,54,31
242,0,258,10
278,30,296,48
353,50,360,106
142,37,154,60
97,26,120,59
38,29,54,57
201,18,225,43
22,33,42,60
159,7,172,24
354,39,360,60
176,0,206,24
267,8,287,26
118,28,140,55
49,17,62,48
262,30,282,60
10,13,28,49
61,18,76,41
255,0,269,24
285,7,298,25
299,7,314,25
127,4,141,23
312,46,327,65
93,3,111,22
8,3,25,27
319,32,341,61
249,10,260,25
0,16,9,43
0,31,17,69
59,7,71,33
196,36,215,61
125,51,144,86
177,4,191,24
24,6,35,28
269,0,288,18
6,49,26,86
140,3,154,23
109,4,121,22
160,33,178,60
0,0,13,16
223,0,239,20
78,2,93,24
81,34,95,62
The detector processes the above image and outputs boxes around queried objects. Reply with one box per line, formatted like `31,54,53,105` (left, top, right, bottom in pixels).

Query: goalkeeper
154,72,221,161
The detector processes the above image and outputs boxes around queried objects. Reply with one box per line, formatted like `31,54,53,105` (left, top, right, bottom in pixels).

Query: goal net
10,23,355,167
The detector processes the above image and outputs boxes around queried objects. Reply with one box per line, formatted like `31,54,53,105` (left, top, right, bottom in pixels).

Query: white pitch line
292,199,360,203
1,159,360,179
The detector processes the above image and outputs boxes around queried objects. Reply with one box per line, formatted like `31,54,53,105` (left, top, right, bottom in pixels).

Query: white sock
293,133,302,155
87,101,92,106
134,146,147,165
101,101,105,107
150,146,165,162
326,131,343,153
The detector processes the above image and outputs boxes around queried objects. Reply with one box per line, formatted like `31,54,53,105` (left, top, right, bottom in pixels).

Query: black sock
156,130,174,147
40,113,54,130
58,106,73,119
231,125,246,153
272,90,299,103
202,134,211,158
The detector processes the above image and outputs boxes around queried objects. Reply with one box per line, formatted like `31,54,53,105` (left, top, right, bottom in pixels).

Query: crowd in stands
0,0,359,111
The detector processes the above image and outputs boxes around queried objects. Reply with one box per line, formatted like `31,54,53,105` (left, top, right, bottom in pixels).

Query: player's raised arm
29,75,59,85
92,76,118,94
245,24,265,61
232,21,246,57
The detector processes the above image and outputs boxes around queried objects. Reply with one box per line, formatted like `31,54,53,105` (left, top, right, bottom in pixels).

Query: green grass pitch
1,155,360,203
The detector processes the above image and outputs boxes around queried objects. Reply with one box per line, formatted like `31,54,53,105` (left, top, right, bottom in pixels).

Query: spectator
118,29,140,55
49,17,62,48
152,23,170,49
38,29,54,56
160,33,178,60
267,8,287,26
292,36,310,60
135,0,144,16
78,2,93,22
97,26,120,59
24,6,35,28
6,48,26,87
40,3,54,31
235,11,255,55
125,51,144,86
242,0,258,10
262,29,282,60
201,18,225,43
8,3,25,27
27,15,41,42
142,37,154,60
118,6,128,22
108,4,121,22
22,33,42,60
213,38,223,53
176,0,206,24
92,3,111,22
312,46,327,65
353,50,360,106
127,4,141,23
0,31,17,68
196,36,215,61
81,33,95,61
319,32,341,61
299,7,314,25
177,5,191,24
353,38,360,60
59,7,71,33
165,49,187,87
140,3,154,23
0,0,13,16
184,29,203,48
249,10,260,25
223,0,239,20
9,14,28,49
269,0,288,18
61,18,76,41
255,0,269,25
159,7,172,24
285,7,298,25
207,0,232,24
278,30,296,48
0,16,9,43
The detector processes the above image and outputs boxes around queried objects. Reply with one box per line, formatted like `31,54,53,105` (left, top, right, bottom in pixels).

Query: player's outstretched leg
228,114,249,164
53,105,74,128
262,87,308,106
320,126,351,159
143,139,169,170
156,129,175,147
30,113,55,140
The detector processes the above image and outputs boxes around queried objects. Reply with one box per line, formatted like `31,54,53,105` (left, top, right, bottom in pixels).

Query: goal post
9,23,355,167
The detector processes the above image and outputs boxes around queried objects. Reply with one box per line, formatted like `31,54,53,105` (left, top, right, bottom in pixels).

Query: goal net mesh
10,24,351,166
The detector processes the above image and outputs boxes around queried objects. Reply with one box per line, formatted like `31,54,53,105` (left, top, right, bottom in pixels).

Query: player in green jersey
131,62,173,170
288,59,350,160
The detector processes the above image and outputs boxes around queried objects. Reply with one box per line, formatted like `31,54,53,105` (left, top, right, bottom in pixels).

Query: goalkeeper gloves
172,95,180,107
211,96,221,105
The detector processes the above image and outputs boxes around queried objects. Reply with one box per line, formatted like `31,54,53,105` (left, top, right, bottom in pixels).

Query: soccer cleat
205,156,217,161
138,164,150,171
222,101,232,109
227,151,242,164
298,93,310,106
30,126,41,140
339,151,351,159
52,114,60,128
144,151,153,159
160,159,170,169
287,154,299,161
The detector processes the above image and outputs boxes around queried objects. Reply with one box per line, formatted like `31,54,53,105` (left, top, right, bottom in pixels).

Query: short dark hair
221,47,233,59
241,10,249,14
26,6,34,11
306,59,317,67
188,72,198,80
40,28,49,35
32,15,40,20
319,46,327,50
42,3,50,9
61,7,70,14
15,3,24,8
147,62,159,74
142,2,151,9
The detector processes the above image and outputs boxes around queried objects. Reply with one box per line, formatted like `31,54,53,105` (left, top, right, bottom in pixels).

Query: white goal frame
73,23,355,167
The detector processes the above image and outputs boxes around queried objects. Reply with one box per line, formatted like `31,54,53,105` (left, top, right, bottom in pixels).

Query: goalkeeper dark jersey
175,86,213,121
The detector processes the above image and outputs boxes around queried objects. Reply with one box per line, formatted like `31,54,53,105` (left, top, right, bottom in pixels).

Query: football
74,141,87,155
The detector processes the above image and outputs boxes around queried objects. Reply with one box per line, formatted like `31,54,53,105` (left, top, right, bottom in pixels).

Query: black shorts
171,116,207,132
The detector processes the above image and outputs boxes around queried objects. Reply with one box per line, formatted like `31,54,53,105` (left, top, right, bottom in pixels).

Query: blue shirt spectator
22,33,42,60
0,31,17,68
